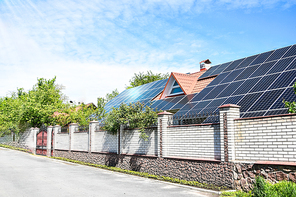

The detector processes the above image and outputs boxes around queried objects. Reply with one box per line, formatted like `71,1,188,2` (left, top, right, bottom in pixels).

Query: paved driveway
0,147,219,197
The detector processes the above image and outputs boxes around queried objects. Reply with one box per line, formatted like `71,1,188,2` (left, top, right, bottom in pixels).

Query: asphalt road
0,147,219,197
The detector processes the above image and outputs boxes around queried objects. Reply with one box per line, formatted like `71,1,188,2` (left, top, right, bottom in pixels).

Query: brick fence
2,104,296,190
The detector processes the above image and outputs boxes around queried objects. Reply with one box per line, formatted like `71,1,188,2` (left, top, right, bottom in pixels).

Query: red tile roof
172,72,199,95
160,69,214,98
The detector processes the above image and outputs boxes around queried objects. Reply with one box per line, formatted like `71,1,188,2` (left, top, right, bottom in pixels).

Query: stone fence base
54,150,234,188
233,162,296,191
54,150,296,191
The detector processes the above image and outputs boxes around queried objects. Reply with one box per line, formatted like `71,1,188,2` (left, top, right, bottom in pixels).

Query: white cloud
0,0,295,104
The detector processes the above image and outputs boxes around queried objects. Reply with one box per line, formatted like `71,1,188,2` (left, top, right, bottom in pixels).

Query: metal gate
36,126,47,156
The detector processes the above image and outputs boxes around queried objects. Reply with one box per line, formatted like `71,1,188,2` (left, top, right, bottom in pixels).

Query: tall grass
222,176,296,197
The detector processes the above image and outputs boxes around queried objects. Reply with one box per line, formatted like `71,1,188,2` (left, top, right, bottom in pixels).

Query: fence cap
158,111,173,115
219,104,241,109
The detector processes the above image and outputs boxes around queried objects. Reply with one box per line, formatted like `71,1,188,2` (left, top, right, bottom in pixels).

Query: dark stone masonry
54,150,234,188
233,163,296,191
53,150,296,190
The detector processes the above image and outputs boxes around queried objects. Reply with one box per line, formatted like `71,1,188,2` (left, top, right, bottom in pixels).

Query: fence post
157,111,173,157
69,123,78,152
89,121,99,153
33,127,39,155
52,125,61,156
219,104,240,162
47,126,53,157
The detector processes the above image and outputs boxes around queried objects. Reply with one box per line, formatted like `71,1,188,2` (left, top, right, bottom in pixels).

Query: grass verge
52,156,230,191
0,144,31,153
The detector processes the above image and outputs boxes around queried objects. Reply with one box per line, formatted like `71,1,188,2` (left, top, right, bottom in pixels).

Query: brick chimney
200,59,211,71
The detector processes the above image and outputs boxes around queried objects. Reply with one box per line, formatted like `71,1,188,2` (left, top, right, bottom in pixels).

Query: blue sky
0,0,296,104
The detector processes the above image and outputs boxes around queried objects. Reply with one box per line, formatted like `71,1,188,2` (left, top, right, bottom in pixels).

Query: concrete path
0,147,220,197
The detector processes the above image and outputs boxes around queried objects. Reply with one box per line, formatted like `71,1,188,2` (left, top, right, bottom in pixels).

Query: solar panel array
104,79,168,113
174,44,296,123
105,44,296,124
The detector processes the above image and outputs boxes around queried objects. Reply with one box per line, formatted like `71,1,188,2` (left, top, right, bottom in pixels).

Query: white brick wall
235,115,296,162
55,133,69,150
120,129,158,155
163,124,221,160
91,131,117,153
71,132,89,151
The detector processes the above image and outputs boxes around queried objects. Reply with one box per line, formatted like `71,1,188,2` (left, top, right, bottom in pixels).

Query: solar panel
161,95,185,111
170,94,195,110
223,58,245,72
249,61,277,78
237,92,263,112
187,100,212,114
236,54,259,69
203,84,228,100
232,78,260,95
286,57,296,70
207,72,229,87
265,109,288,116
106,44,296,123
249,73,279,93
241,111,266,118
235,65,258,81
104,78,168,113
223,95,244,105
156,97,176,110
268,70,296,90
266,46,290,62
190,86,214,102
283,44,296,58
210,62,231,76
220,68,244,84
270,87,296,110
199,66,219,79
217,81,244,98
267,56,295,74
250,50,274,66
248,89,284,111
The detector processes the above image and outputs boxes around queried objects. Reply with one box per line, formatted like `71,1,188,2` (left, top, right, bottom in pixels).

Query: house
105,44,296,124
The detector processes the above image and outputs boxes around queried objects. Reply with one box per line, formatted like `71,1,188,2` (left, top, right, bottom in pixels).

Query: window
169,80,183,95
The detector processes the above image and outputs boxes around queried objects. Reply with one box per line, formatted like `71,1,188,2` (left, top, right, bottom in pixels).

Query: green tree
284,82,296,113
102,102,159,140
0,77,66,135
21,77,65,128
95,89,119,119
126,70,169,89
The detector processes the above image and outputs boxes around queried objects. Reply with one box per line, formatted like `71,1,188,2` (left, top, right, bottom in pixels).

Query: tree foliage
102,102,159,140
0,77,101,134
126,70,169,89
284,82,296,113
53,103,98,127
0,77,66,134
